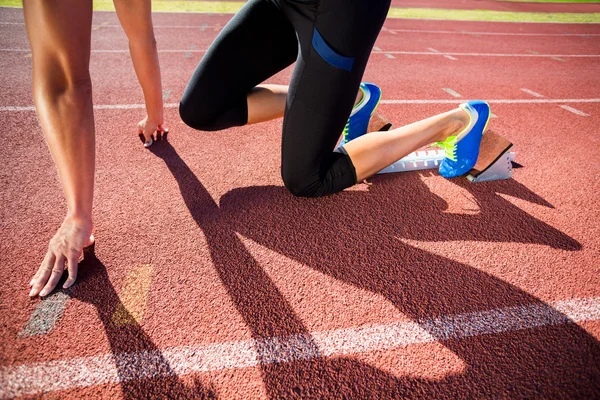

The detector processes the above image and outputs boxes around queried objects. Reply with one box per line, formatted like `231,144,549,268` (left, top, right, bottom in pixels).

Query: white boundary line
2,22,599,36
1,48,598,58
2,297,599,397
2,99,600,112
383,28,600,37
374,51,600,58
380,98,600,105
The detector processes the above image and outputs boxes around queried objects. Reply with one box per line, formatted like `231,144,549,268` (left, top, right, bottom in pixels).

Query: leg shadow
152,140,600,398
68,246,216,399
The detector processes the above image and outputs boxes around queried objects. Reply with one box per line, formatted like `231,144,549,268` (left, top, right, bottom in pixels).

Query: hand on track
138,116,169,148
29,216,94,297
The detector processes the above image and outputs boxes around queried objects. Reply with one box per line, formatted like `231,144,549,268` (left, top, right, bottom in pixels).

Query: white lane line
375,51,600,58
4,22,599,37
560,105,590,116
426,48,457,60
380,98,600,105
384,28,600,37
4,99,600,112
384,53,396,59
0,48,209,53
442,88,462,98
2,48,597,59
521,88,545,98
2,297,599,398
551,56,567,62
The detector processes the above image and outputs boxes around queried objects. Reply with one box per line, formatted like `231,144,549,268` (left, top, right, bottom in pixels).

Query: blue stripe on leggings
311,28,354,72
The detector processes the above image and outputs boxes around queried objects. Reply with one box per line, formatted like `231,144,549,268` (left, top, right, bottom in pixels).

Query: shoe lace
342,120,350,142
434,136,458,162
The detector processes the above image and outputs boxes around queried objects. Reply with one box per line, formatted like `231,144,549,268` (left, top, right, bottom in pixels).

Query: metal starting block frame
377,148,516,182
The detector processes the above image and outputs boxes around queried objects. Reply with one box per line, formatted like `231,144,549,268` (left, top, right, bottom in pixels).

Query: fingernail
144,138,153,148
63,279,73,289
29,288,37,297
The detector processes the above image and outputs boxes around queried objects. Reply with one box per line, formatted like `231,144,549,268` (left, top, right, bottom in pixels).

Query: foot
435,100,491,178
339,82,382,147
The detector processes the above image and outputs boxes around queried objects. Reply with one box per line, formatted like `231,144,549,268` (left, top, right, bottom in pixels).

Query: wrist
66,210,93,225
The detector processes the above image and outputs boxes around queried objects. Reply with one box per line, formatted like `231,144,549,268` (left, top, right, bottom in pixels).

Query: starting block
371,121,515,182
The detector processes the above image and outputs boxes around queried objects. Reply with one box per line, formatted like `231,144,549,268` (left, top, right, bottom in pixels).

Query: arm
23,0,96,297
113,0,168,146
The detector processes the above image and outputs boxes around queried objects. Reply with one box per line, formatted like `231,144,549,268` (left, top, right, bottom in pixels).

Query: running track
1,5,599,399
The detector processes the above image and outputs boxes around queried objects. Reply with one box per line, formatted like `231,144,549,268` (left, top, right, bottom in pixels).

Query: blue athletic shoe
436,100,491,178
339,82,382,147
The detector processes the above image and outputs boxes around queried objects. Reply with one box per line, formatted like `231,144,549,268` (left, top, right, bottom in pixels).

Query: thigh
181,0,298,117
281,0,391,179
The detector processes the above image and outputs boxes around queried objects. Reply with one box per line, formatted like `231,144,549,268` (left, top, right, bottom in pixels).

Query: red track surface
1,5,600,399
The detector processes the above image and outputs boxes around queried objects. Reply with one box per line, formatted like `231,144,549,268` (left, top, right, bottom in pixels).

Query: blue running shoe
339,82,382,147
436,100,491,178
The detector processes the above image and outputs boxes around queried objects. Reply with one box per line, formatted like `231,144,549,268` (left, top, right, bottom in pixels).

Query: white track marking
4,22,598,37
385,53,396,59
560,105,590,116
521,88,545,98
3,99,600,112
1,48,597,59
373,51,600,58
380,98,600,105
443,54,458,60
384,28,600,37
442,88,462,98
2,297,599,397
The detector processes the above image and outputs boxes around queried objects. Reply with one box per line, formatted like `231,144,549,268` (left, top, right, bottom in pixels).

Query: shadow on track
151,139,600,399
68,248,217,399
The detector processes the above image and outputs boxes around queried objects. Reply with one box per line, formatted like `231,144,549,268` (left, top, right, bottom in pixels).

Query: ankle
436,108,469,142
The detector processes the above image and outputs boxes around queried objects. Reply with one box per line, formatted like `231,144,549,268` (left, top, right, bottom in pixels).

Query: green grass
1,0,599,23
386,8,600,22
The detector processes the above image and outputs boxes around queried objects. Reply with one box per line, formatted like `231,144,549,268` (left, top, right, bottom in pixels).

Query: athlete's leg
344,108,469,181
179,0,298,131
279,0,391,197
280,0,475,197
23,0,95,296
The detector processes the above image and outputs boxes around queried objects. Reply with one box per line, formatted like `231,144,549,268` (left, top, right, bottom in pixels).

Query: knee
282,171,322,198
179,98,217,131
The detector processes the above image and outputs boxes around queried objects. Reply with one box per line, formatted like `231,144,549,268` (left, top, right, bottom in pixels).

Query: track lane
1,5,599,399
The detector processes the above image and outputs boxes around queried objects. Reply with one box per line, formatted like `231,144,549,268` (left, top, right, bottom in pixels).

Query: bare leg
24,0,95,296
344,108,470,182
247,84,364,125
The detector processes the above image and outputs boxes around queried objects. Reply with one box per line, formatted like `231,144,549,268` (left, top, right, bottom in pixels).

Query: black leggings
179,0,391,197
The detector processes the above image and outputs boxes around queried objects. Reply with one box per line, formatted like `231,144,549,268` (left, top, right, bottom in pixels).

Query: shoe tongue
350,85,371,117
460,102,478,120
455,103,479,141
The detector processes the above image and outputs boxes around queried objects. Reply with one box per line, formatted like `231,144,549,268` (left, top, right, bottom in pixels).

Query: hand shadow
151,139,600,398
66,245,217,399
